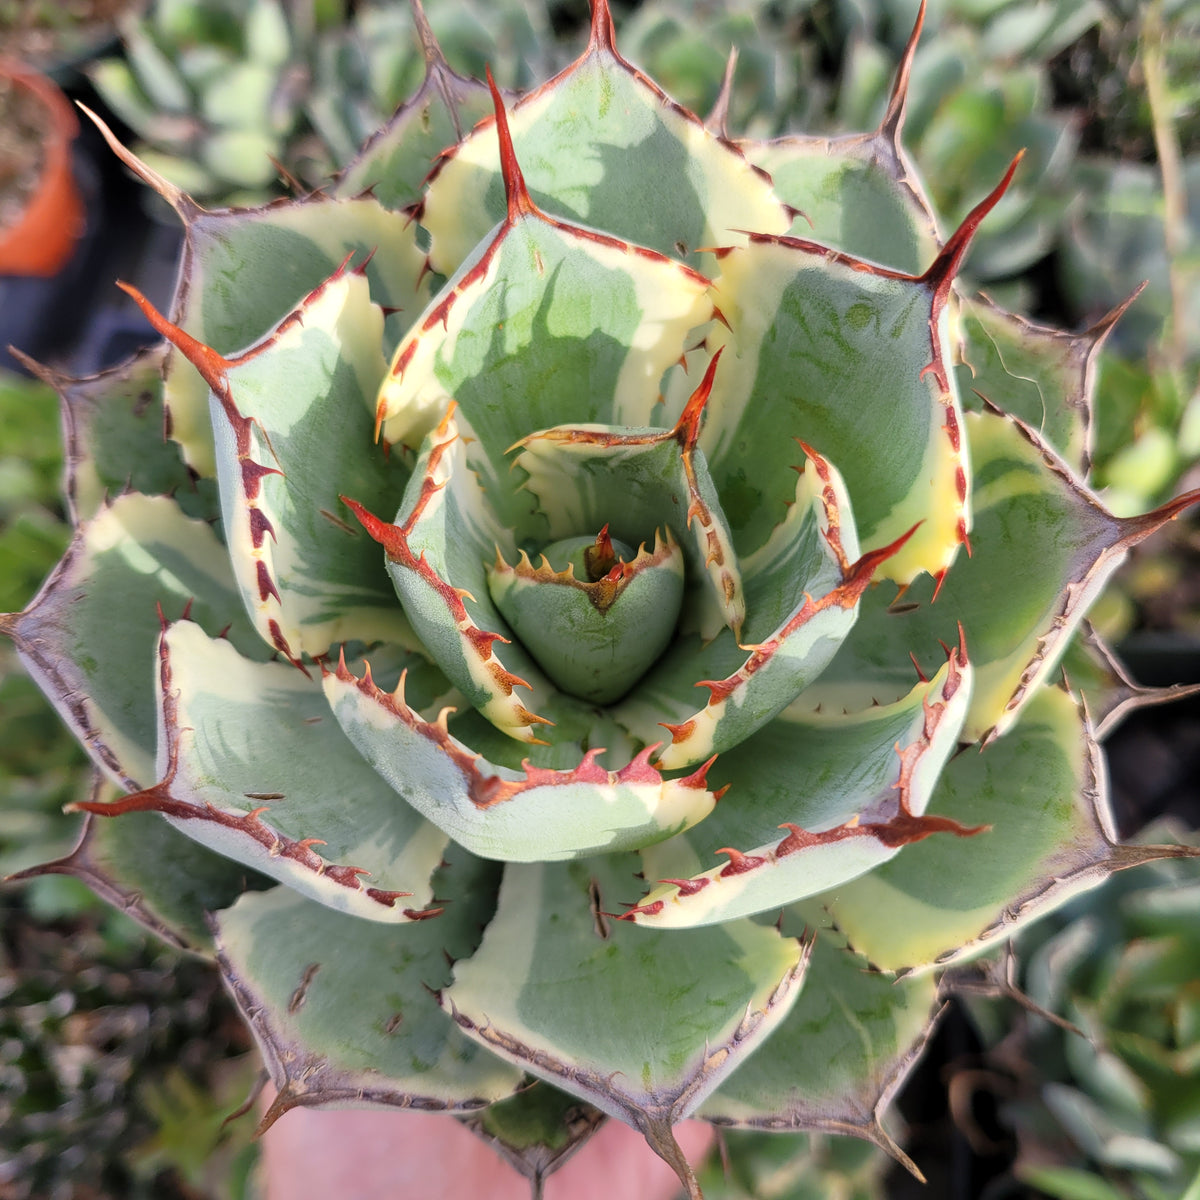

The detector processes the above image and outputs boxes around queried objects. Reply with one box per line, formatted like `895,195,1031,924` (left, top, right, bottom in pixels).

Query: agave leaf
2,494,263,790
737,0,938,274
955,291,1140,476
334,5,495,211
11,344,218,527
443,855,807,1189
512,355,745,642
801,408,1200,742
72,622,452,921
614,556,872,771
213,850,524,1130
604,446,859,763
624,649,972,928
613,457,906,771
814,685,1175,973
487,532,686,707
692,154,1023,584
419,0,789,276
323,650,720,862
126,266,417,663
459,1083,607,1188
67,133,436,478
347,405,560,741
167,196,429,480
10,776,272,955
375,192,713,521
700,909,939,1177
745,134,939,276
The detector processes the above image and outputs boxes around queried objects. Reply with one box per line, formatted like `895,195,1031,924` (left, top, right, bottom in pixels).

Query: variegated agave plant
5,1,1199,1194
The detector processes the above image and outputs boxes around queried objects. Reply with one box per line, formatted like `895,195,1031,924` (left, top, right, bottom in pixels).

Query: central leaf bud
487,527,684,705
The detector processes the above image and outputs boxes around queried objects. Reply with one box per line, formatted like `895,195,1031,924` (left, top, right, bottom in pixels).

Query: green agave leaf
129,265,414,663
12,343,219,527
743,133,939,276
955,291,1138,475
10,776,273,956
692,151,1024,583
488,530,686,707
376,190,712,520
347,406,562,742
74,622,452,922
612,450,903,771
82,108,433,480
443,855,807,1191
322,647,719,862
1,494,263,791
801,408,1200,743
213,851,524,1129
168,195,428,480
814,686,1173,973
333,3,495,211
736,2,938,275
458,1083,607,1189
624,648,973,928
700,908,939,1177
419,1,789,276
512,356,745,642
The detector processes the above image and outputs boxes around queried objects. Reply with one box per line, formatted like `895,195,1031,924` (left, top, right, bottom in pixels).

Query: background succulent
87,0,558,203
959,822,1200,1200
4,1,1200,1197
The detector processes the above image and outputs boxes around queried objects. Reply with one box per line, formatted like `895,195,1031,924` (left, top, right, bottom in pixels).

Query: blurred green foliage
0,373,89,890
965,825,1200,1200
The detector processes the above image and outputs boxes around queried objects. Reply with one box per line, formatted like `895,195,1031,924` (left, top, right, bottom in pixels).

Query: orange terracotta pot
0,60,85,277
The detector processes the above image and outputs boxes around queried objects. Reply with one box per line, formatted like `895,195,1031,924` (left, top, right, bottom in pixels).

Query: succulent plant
5,1,1200,1195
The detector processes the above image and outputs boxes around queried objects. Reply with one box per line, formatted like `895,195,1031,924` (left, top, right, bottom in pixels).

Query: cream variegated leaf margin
701,907,939,1171
214,853,523,1128
817,686,1125,973
695,237,968,583
207,268,417,662
800,409,1196,744
443,857,807,1165
624,650,973,928
322,655,719,863
420,17,788,275
4,493,261,791
76,622,451,922
170,197,431,477
375,208,712,526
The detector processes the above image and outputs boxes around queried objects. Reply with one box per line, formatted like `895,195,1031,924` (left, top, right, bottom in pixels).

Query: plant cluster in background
86,0,567,202
962,823,1200,1200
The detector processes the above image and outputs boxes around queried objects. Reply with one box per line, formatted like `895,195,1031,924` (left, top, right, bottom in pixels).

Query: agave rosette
5,2,1199,1193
